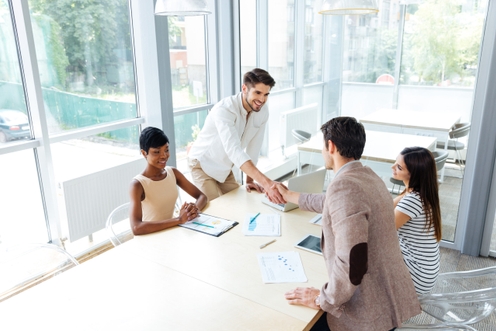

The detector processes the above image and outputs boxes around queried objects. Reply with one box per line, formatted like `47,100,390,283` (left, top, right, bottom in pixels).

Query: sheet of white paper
257,251,307,283
309,214,322,226
243,213,281,236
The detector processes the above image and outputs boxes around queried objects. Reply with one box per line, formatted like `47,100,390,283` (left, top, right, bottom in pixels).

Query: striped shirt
396,192,440,294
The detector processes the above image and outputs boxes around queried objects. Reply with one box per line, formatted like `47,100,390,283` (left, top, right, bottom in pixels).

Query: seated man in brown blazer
274,117,421,331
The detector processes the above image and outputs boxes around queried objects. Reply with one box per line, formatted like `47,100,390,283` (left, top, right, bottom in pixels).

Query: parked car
0,109,30,143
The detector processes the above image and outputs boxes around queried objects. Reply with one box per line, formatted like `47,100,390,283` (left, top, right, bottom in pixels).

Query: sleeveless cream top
134,167,178,222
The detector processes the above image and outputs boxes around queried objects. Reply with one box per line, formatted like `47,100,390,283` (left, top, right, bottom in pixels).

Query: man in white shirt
188,68,283,203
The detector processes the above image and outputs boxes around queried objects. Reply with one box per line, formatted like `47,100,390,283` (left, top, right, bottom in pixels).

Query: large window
0,0,46,245
268,0,295,91
168,16,208,109
28,0,137,134
340,0,488,243
0,0,31,144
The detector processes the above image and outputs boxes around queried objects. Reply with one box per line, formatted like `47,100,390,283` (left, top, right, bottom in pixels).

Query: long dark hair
401,147,442,241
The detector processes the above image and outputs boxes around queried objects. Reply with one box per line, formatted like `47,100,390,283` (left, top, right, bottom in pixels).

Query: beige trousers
188,158,240,201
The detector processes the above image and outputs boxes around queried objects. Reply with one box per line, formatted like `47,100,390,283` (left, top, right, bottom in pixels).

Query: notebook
262,168,327,212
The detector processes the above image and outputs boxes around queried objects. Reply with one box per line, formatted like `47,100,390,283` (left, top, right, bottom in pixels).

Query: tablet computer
295,234,322,255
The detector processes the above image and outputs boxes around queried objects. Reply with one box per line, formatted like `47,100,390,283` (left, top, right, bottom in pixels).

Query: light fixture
319,0,379,15
154,0,211,16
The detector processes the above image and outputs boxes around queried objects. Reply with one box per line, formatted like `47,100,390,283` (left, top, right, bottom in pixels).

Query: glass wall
168,16,208,109
0,0,31,144
0,0,46,246
240,0,257,73
28,0,137,134
340,0,487,243
268,0,295,91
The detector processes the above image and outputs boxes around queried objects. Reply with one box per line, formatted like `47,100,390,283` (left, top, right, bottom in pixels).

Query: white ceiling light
319,0,379,15
154,0,211,16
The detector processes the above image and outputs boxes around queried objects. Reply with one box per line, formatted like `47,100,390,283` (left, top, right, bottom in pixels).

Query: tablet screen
295,234,322,255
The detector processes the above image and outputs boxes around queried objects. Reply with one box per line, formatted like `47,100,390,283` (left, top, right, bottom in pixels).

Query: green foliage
30,0,131,88
32,13,69,87
168,17,181,44
407,0,484,85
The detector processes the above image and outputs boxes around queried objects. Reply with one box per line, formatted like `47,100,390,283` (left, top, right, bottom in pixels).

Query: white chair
106,194,183,247
0,243,79,302
105,202,133,247
399,266,496,329
437,123,471,175
292,129,311,144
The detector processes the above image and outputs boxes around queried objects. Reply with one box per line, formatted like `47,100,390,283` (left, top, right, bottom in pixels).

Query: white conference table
359,108,461,141
0,188,329,331
297,130,437,179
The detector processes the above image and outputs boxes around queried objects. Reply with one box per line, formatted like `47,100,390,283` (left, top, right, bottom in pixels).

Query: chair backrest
0,243,79,302
418,266,496,325
106,202,133,247
449,123,471,139
433,150,450,172
292,129,311,144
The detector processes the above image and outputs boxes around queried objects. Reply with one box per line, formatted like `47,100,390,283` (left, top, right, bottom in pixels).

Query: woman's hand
178,202,199,223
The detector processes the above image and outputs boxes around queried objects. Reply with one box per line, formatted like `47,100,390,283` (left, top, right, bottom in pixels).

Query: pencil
260,239,276,249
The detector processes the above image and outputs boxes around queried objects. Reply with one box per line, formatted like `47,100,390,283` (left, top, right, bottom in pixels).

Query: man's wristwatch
314,295,320,307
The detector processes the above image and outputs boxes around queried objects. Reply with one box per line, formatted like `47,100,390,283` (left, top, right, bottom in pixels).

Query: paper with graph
243,213,281,236
257,251,307,283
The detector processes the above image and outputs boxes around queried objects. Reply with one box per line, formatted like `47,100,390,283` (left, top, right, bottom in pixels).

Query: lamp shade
319,0,379,15
155,0,211,16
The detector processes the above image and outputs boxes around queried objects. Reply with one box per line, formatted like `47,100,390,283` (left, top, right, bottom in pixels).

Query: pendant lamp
155,0,211,16
319,0,379,15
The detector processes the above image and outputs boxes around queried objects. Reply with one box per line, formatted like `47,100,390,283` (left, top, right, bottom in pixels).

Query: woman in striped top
391,146,442,294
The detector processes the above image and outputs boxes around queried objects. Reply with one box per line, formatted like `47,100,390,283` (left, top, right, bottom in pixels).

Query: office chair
0,243,79,302
106,202,133,247
433,150,449,183
390,177,405,195
398,266,496,330
292,129,311,144
106,194,183,247
437,123,471,175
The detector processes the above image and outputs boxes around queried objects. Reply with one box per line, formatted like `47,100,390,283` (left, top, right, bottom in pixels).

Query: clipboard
179,213,238,237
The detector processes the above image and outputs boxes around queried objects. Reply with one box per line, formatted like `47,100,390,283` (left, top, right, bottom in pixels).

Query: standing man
275,117,421,331
188,68,283,203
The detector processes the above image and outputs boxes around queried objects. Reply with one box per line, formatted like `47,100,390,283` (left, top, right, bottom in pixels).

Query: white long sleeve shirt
188,92,268,183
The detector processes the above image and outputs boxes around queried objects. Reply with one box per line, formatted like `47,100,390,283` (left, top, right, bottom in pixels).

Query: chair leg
455,148,465,177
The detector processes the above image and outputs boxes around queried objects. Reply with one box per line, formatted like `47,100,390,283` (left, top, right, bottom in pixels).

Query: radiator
280,103,319,149
61,158,145,242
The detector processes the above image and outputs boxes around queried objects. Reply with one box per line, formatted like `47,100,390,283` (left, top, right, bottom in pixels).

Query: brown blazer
299,162,421,331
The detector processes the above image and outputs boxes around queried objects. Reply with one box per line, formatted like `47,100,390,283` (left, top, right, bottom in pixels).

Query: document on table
243,213,281,236
257,251,307,283
179,213,238,237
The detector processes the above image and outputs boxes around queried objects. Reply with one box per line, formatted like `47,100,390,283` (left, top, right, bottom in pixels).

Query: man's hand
272,182,300,205
246,181,265,193
265,181,285,204
285,287,320,309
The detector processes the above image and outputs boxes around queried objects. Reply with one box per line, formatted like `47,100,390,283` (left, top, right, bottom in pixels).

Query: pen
260,239,276,249
249,212,261,224
192,221,214,228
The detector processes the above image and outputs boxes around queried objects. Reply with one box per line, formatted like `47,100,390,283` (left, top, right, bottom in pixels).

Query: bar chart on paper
243,213,281,236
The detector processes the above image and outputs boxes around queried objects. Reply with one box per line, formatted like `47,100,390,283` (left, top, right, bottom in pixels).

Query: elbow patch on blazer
349,242,368,286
